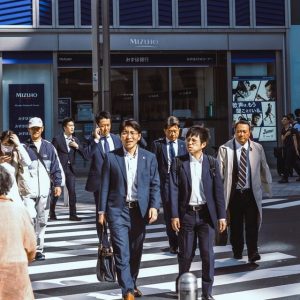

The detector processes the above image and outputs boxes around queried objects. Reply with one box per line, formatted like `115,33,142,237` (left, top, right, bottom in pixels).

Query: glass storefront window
171,67,214,119
58,68,93,140
111,69,134,122
139,68,169,122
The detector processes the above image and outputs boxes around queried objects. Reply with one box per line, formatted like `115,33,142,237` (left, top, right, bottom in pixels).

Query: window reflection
139,68,169,121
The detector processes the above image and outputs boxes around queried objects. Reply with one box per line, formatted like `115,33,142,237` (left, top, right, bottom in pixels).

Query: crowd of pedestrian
4,107,300,299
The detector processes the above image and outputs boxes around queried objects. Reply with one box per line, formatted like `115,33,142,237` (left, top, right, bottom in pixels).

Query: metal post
91,0,100,114
101,0,111,112
178,273,198,300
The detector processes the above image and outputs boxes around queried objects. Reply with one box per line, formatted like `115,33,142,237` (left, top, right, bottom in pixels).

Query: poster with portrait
232,76,277,142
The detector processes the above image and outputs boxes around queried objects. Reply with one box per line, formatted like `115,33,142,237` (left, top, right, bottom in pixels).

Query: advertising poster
232,76,277,142
9,84,44,141
58,98,71,121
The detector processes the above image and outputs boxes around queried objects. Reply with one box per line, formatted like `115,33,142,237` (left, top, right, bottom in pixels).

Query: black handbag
96,223,116,282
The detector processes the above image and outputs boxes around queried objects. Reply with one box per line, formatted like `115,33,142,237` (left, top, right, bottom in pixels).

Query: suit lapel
201,155,210,200
162,139,168,165
178,140,186,156
182,157,192,188
60,133,69,153
137,148,147,195
115,148,127,183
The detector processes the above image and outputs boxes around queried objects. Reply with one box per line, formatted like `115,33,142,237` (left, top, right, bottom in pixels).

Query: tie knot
101,136,107,141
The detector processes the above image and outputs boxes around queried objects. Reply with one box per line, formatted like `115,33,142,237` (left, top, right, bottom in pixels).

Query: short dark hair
0,130,15,145
119,119,141,135
287,113,295,121
164,116,180,129
0,165,13,195
234,120,251,130
95,111,111,124
294,108,300,117
186,125,210,144
62,117,74,128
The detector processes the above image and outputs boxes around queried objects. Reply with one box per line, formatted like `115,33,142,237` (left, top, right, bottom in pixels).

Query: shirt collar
166,138,178,145
100,134,111,139
123,146,139,158
189,153,203,163
235,139,249,150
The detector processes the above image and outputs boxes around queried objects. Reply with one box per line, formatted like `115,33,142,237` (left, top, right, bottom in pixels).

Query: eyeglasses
121,131,139,137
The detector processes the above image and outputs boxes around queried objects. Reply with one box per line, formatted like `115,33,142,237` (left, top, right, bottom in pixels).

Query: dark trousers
161,186,178,249
108,206,146,296
283,148,300,179
94,191,109,246
229,189,258,257
51,165,77,216
177,208,215,296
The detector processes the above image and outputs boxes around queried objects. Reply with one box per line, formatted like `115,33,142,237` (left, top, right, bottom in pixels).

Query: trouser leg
35,196,49,253
65,167,77,216
229,192,245,255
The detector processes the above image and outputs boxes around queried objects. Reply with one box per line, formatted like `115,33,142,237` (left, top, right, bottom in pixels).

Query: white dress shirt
124,147,138,202
94,134,115,152
235,139,250,189
189,154,206,206
64,134,72,152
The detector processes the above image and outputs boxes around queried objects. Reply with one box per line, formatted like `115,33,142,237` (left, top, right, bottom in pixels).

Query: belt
126,201,138,209
188,204,206,211
235,188,251,194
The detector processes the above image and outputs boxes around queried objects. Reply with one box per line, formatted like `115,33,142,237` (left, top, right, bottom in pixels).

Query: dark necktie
169,141,175,162
238,147,247,188
101,136,110,153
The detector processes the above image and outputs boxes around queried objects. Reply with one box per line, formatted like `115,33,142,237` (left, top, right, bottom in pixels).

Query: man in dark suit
51,117,85,221
169,126,227,300
151,116,187,254
99,119,160,300
84,111,122,240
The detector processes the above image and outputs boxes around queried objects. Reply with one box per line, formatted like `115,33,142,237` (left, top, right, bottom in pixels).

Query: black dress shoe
35,252,45,261
49,214,57,220
278,178,288,183
134,287,143,297
248,252,261,263
169,246,178,254
201,294,215,300
69,215,82,221
233,253,243,259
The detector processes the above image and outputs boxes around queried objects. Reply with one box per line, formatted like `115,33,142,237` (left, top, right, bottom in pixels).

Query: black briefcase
96,224,116,282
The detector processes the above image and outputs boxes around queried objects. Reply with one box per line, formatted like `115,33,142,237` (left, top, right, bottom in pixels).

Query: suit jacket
169,153,226,229
151,138,187,184
217,138,272,227
99,147,161,220
52,132,85,174
84,134,122,192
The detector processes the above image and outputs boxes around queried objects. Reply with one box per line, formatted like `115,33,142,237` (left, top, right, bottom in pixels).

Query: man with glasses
170,126,226,300
99,119,160,300
151,116,187,254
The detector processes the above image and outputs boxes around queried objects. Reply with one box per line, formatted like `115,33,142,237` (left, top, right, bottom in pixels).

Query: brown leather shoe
134,287,143,297
123,292,135,300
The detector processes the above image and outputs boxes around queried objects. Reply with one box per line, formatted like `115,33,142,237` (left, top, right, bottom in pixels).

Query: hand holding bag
96,223,116,282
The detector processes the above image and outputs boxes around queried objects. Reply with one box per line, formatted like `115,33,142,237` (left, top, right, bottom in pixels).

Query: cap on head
28,117,43,128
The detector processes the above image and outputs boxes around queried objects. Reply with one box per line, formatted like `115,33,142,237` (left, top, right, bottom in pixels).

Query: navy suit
99,147,160,295
84,134,121,238
169,154,226,296
52,132,85,216
151,138,187,250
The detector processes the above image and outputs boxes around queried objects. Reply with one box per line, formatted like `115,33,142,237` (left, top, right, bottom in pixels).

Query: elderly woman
0,165,36,300
0,130,32,203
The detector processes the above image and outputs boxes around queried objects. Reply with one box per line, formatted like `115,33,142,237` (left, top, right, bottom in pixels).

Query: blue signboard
9,84,45,141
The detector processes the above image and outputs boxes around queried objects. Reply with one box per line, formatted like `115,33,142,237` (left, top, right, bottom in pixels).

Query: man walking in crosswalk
217,119,272,263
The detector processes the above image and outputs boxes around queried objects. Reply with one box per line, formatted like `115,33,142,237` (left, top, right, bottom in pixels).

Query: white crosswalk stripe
32,210,300,300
